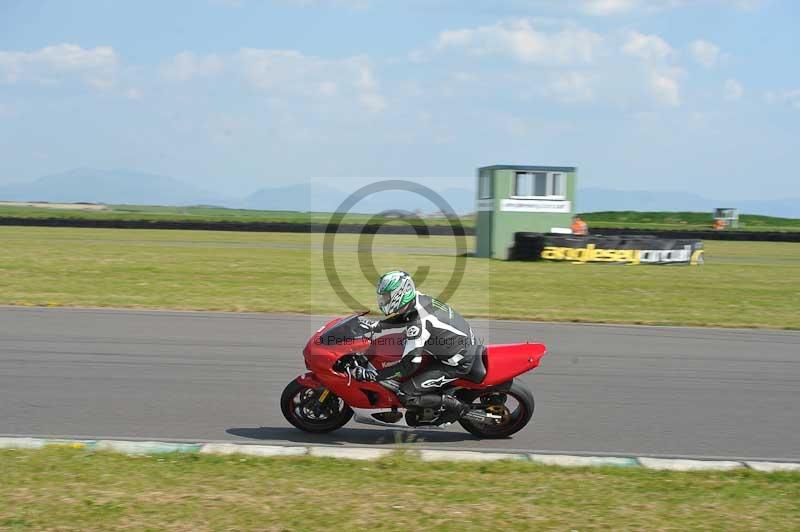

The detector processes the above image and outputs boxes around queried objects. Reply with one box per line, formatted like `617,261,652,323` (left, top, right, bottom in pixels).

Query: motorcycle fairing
300,314,545,409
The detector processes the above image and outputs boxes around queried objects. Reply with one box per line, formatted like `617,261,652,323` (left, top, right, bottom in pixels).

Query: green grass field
1,226,799,328
1,447,797,531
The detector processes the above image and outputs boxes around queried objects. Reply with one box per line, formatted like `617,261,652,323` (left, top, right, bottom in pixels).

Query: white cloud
689,39,723,68
579,0,763,15
159,48,386,112
765,89,800,110
318,81,338,96
236,49,386,112
261,0,765,16
125,88,143,100
358,92,387,113
209,0,244,7
649,69,681,106
263,0,763,16
429,24,690,109
238,49,355,91
407,49,428,63
720,0,764,10
581,0,640,15
724,79,743,101
0,44,118,88
622,31,674,63
619,32,686,106
434,19,602,64
451,71,478,83
544,72,595,102
274,0,372,9
160,51,224,82
354,64,378,91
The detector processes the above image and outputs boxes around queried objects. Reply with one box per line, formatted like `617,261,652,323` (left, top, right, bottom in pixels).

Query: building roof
478,164,577,173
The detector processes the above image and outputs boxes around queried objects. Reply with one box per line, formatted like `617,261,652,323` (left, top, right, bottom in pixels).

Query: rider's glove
357,318,379,339
351,366,378,382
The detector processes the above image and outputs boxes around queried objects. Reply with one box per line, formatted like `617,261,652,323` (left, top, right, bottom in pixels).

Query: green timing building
475,165,578,259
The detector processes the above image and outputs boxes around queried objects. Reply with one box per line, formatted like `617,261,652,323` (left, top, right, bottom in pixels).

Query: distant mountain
243,183,476,214
576,187,714,213
242,182,350,211
577,187,800,218
0,168,221,206
1,168,796,218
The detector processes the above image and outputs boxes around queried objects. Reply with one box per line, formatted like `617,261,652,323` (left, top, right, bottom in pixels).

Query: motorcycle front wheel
457,380,534,439
281,380,353,433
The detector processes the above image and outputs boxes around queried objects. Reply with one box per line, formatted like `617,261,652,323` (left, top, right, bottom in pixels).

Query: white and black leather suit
371,294,481,417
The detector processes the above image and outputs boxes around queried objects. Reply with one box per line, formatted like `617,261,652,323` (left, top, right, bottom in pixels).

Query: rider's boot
401,394,470,424
438,395,470,423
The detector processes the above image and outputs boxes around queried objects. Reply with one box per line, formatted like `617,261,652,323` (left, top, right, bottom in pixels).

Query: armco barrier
1,436,800,472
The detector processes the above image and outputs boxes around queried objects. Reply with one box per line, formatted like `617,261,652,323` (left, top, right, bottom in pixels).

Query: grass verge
1,227,799,328
1,447,798,531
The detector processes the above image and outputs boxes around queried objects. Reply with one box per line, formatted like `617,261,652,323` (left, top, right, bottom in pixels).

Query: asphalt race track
1,307,798,460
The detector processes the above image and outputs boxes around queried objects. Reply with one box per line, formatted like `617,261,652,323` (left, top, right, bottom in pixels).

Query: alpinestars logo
420,376,458,388
406,325,421,338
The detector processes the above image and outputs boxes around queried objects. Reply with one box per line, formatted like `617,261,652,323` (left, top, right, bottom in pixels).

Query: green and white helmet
376,271,416,317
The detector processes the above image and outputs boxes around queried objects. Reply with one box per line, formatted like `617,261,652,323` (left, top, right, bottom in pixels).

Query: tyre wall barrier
590,227,800,242
0,217,468,236
0,216,797,241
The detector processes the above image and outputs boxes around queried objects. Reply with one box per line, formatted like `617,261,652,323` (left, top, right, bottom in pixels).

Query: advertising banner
511,233,704,265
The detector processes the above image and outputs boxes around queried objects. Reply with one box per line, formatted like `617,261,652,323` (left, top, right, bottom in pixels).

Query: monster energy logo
431,298,449,312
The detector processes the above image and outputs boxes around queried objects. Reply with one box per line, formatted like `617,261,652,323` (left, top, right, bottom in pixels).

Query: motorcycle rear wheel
457,380,534,439
281,380,353,433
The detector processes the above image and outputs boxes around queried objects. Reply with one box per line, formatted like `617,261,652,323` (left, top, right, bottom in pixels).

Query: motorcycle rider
351,270,479,423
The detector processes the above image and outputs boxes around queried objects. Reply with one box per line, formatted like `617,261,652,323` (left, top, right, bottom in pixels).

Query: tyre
280,379,353,433
457,380,534,439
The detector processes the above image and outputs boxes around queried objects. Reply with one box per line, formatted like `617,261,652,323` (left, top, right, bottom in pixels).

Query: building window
551,172,565,196
514,172,566,199
478,174,492,199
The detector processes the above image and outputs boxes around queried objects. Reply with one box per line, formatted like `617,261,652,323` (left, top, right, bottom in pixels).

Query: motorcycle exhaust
463,410,501,424
351,408,448,430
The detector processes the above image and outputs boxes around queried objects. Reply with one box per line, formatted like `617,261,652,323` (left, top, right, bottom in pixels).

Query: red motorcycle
281,313,546,438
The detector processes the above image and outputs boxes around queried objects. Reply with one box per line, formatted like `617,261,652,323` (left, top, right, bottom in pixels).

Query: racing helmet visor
377,291,393,311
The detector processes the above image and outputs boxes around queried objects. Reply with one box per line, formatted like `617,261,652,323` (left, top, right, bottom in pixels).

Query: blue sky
1,0,799,200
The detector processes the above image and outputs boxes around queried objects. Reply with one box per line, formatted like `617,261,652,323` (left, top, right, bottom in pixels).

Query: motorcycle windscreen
317,314,366,345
